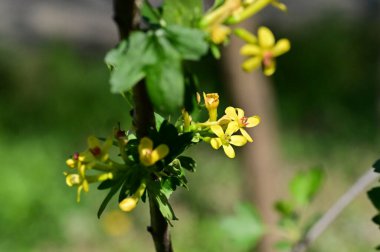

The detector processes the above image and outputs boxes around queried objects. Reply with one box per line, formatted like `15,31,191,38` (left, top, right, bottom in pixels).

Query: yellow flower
87,136,113,162
203,92,220,121
210,122,247,158
119,183,146,212
200,0,242,44
138,137,169,166
240,26,290,76
225,107,260,142
65,172,113,202
210,25,231,44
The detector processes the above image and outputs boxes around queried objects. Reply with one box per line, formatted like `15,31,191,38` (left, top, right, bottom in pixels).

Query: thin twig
292,168,380,252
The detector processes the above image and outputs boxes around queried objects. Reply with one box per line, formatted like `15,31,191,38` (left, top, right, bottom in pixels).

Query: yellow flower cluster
238,26,290,76
65,136,119,202
201,92,260,158
200,0,287,44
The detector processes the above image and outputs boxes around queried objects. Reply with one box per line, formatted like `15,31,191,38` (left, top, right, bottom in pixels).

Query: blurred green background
1,1,380,251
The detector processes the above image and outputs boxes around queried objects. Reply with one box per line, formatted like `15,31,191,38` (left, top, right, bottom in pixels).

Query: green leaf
274,200,294,217
148,179,178,222
154,112,165,130
141,0,160,24
220,203,264,250
107,32,157,93
97,179,124,218
146,59,184,114
165,25,208,61
210,44,221,59
97,179,118,190
290,167,324,206
145,34,184,114
275,241,293,251
178,156,196,172
373,159,380,173
368,187,380,211
162,0,203,27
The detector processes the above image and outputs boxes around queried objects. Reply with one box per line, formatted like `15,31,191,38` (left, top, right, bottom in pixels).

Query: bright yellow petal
66,159,76,168
246,115,260,127
271,1,287,12
211,125,225,138
236,108,245,118
225,106,238,120
242,57,261,72
138,137,153,153
153,144,169,161
240,44,261,56
273,39,290,56
210,138,222,149
240,128,253,142
258,26,275,48
119,196,139,212
230,135,247,146
225,121,239,135
222,144,235,158
87,136,100,149
263,60,276,76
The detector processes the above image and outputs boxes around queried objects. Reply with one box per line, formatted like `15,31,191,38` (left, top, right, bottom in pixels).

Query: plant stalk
112,1,173,251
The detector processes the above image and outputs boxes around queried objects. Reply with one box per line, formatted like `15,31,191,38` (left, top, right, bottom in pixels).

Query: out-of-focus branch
292,168,380,252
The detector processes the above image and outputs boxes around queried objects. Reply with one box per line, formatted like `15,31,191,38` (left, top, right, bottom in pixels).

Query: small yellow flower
138,137,169,166
119,183,146,212
203,92,220,121
65,172,113,202
225,107,260,142
200,0,242,44
210,122,247,158
119,196,139,212
87,136,113,162
210,25,231,44
240,26,290,76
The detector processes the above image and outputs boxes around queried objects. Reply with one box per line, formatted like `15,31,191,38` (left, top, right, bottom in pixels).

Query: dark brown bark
112,1,173,251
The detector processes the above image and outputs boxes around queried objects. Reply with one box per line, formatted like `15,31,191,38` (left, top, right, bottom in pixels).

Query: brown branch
112,1,173,251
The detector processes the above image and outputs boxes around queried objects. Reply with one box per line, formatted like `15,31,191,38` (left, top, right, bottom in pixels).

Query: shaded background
0,0,379,251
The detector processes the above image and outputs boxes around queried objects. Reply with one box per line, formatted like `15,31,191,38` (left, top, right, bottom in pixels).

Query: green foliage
275,167,325,249
162,0,203,27
105,26,208,114
220,203,264,250
290,166,324,206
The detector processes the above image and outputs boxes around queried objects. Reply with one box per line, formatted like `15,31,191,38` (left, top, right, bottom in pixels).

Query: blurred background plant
0,0,379,251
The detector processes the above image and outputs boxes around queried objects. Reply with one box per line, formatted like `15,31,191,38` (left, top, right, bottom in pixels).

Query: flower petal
153,144,169,161
271,0,287,12
263,59,276,76
240,128,253,142
211,125,225,138
210,138,222,149
230,135,248,146
222,144,235,158
258,26,275,48
242,57,261,72
236,108,245,118
225,106,238,120
138,137,153,153
273,39,290,56
225,121,239,135
246,115,260,127
240,44,261,56
119,196,139,212
87,136,100,149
